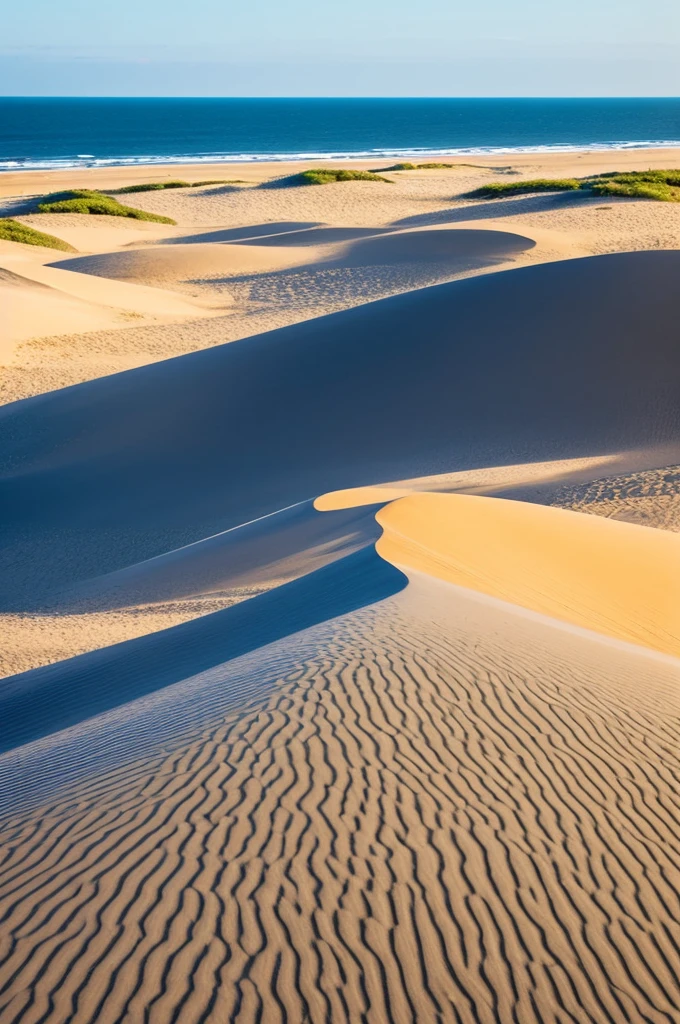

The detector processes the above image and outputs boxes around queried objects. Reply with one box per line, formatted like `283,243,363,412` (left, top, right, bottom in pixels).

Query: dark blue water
2,97,680,170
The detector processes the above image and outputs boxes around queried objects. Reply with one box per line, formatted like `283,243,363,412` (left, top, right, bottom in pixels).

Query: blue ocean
1,97,680,171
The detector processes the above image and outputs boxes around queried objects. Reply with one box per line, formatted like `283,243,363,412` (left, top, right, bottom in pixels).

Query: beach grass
190,179,247,186
469,170,680,202
469,178,582,198
298,168,392,185
37,190,176,223
381,162,457,171
589,170,680,201
113,179,246,193
114,181,191,193
0,218,76,251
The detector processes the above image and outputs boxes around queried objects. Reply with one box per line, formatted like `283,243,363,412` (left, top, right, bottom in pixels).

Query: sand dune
0,501,382,676
1,560,680,1022
11,212,185,252
161,221,325,244
1,249,225,359
0,545,407,753
56,500,382,612
554,463,680,532
377,492,680,657
49,241,321,287
2,255,219,316
2,250,679,609
1,267,129,350
48,227,533,294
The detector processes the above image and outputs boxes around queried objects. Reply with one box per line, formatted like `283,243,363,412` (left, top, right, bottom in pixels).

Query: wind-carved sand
1,152,680,1023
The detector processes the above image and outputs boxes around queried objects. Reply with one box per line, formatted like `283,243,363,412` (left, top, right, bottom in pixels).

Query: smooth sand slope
49,240,326,286
0,241,227,367
2,250,679,612
1,266,126,350
376,492,680,657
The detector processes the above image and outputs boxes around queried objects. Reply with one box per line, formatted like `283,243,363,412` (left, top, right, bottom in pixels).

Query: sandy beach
1,147,680,1023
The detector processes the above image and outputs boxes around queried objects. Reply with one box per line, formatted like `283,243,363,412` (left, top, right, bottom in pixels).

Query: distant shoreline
2,146,680,196
4,140,680,174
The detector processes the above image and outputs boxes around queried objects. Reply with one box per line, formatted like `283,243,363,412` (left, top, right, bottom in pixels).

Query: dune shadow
337,228,534,266
51,500,384,613
185,184,247,196
160,221,324,245
234,226,393,248
256,174,309,190
0,545,406,754
0,196,43,217
392,190,598,229
189,227,534,291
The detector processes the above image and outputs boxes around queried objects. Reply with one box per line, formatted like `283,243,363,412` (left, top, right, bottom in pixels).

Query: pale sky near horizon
2,0,679,97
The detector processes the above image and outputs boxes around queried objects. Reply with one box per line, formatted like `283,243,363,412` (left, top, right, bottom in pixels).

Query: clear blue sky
2,0,679,97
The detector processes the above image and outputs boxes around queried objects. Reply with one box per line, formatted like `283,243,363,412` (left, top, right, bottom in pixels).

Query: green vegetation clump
298,168,392,185
469,178,582,198
381,162,456,171
37,190,176,223
112,179,246,194
0,218,76,251
469,169,680,203
589,170,680,202
114,180,191,193
190,179,247,186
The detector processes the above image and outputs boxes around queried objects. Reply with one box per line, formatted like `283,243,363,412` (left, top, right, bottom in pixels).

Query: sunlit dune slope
2,250,679,608
49,241,319,285
1,267,127,349
0,255,222,350
377,491,680,657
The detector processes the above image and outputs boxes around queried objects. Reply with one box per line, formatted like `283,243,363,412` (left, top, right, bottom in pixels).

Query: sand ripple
1,577,679,1023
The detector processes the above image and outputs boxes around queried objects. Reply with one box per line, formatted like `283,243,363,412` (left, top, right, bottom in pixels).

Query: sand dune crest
3,250,679,611
377,491,680,657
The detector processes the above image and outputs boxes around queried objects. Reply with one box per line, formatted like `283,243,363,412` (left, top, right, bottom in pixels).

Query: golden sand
377,492,680,657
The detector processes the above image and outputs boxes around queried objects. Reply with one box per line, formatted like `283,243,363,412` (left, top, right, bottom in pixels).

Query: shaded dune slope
56,499,383,612
1,572,680,1022
2,250,680,608
0,546,405,754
